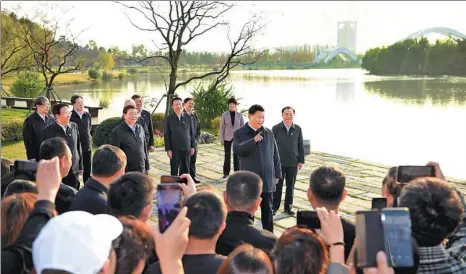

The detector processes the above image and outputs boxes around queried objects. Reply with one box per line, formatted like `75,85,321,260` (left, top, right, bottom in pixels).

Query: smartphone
381,208,414,267
396,166,435,184
297,210,321,230
371,198,387,211
356,211,385,268
157,183,182,233
160,175,187,184
14,160,38,174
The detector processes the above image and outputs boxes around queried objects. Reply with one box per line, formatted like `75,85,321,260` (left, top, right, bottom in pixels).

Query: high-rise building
337,21,357,53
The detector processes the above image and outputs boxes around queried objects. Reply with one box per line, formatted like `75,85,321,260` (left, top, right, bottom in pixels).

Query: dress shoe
193,178,201,184
272,210,277,216
222,175,228,179
285,209,296,216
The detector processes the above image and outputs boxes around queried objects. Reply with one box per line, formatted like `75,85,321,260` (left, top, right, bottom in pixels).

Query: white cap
33,211,123,274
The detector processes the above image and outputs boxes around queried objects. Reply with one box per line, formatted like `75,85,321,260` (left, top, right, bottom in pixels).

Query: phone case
356,211,385,268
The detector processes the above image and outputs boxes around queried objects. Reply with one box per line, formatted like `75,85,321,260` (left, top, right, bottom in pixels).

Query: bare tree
118,1,266,115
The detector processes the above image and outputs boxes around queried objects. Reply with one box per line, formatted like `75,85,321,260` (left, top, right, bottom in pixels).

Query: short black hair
226,171,262,211
382,166,403,197
52,103,68,116
248,104,264,115
218,244,273,274
183,191,227,239
92,145,127,177
70,95,83,105
171,97,182,105
281,106,295,114
34,96,49,107
399,178,463,247
107,172,155,218
309,166,346,205
3,179,37,197
123,105,136,114
131,94,142,100
39,137,70,160
228,97,238,105
183,97,193,104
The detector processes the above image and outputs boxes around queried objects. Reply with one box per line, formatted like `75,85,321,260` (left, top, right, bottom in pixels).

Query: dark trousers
223,141,239,176
260,192,274,232
82,150,92,183
170,150,190,176
62,172,80,190
273,166,298,212
190,143,198,178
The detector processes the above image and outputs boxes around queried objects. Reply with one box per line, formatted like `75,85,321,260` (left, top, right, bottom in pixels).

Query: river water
55,69,466,179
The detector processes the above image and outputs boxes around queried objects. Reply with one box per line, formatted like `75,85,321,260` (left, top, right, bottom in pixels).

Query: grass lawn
2,141,27,160
2,73,91,90
2,108,29,122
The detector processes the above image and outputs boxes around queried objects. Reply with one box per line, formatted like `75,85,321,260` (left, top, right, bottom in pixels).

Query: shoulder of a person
294,124,302,130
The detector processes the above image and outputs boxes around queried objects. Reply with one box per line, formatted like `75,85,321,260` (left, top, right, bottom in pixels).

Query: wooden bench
4,97,35,108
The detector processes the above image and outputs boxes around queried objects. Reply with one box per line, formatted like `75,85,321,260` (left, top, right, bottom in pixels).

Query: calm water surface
55,69,466,179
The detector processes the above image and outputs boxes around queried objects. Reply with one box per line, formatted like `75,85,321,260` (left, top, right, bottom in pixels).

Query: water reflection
336,81,355,103
365,79,466,106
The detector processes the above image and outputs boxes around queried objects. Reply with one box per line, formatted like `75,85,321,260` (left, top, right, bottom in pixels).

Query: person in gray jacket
272,106,305,215
233,104,281,233
220,98,245,178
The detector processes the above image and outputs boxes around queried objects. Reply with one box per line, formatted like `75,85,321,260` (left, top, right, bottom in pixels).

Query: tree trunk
164,65,178,117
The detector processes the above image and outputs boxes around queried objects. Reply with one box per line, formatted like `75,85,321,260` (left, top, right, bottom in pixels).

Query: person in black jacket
110,105,149,173
164,97,195,176
272,106,305,215
132,94,155,153
216,171,277,256
22,96,55,161
41,103,82,190
69,145,126,215
233,104,282,233
183,97,201,183
70,95,92,182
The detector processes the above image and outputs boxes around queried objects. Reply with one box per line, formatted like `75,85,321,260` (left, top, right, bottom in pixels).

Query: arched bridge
400,27,466,42
313,47,361,64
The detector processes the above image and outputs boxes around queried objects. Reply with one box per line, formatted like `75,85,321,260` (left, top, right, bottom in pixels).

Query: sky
2,1,466,54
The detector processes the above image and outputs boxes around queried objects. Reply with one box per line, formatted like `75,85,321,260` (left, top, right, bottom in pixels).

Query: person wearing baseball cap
32,211,123,274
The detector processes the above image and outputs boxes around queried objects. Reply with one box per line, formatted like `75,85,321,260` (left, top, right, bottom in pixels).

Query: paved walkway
148,144,466,237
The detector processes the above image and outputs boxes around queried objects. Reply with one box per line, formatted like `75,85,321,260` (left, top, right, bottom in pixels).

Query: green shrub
1,119,23,141
127,68,138,75
118,72,125,79
10,72,44,98
99,96,110,108
151,112,165,132
211,116,222,135
155,136,165,148
88,69,101,80
92,117,122,146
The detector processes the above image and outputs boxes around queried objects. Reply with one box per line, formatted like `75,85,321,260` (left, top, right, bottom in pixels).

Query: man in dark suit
183,97,201,183
164,97,195,176
110,105,149,173
70,95,92,182
132,94,155,154
42,103,82,190
216,171,277,256
22,96,55,161
69,145,126,215
272,106,305,215
233,104,282,233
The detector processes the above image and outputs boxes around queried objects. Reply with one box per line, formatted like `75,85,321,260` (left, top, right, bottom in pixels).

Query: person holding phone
233,104,281,233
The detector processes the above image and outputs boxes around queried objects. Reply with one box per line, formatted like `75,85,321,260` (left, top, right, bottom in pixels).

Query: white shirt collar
57,122,68,134
37,112,46,121
74,109,84,119
248,124,258,132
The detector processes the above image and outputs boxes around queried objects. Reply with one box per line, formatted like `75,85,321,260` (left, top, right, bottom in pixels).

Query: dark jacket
272,122,305,167
56,183,77,214
233,124,282,193
1,200,55,274
110,122,149,172
22,112,55,161
69,178,108,215
41,122,82,174
137,109,155,147
70,110,92,152
164,112,195,152
184,111,201,142
216,211,277,256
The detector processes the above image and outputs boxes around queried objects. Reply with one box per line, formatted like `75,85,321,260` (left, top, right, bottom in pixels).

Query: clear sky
3,1,466,54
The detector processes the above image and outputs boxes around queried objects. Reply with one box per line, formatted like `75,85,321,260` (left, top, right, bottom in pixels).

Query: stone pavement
148,144,466,237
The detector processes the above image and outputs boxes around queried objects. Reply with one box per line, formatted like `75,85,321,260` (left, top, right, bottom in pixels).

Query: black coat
233,124,282,193
70,110,92,152
216,211,277,256
69,178,108,215
41,122,82,174
137,109,155,147
110,122,149,172
184,111,201,142
164,112,195,152
22,112,55,161
272,122,305,167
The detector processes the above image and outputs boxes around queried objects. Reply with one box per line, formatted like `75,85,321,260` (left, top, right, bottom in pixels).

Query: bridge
313,47,361,64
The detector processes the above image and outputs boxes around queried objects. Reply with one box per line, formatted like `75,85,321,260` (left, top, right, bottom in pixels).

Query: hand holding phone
157,183,182,233
297,210,321,230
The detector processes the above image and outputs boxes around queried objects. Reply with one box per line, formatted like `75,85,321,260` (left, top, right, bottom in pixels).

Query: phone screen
396,166,435,184
381,208,414,267
297,210,321,230
371,198,387,211
157,183,182,233
160,175,187,184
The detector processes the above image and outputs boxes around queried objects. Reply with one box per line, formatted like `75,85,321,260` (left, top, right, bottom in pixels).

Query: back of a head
399,177,463,247
92,145,127,178
1,173,31,198
184,191,227,239
309,166,346,206
107,172,155,218
218,244,273,274
226,171,263,212
1,192,38,248
382,167,403,198
3,179,37,197
272,227,329,274
39,137,69,161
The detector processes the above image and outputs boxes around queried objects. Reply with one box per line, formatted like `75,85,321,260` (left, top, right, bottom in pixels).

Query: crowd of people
1,93,465,274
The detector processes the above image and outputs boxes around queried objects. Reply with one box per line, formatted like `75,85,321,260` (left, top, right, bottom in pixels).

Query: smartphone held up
157,183,182,233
